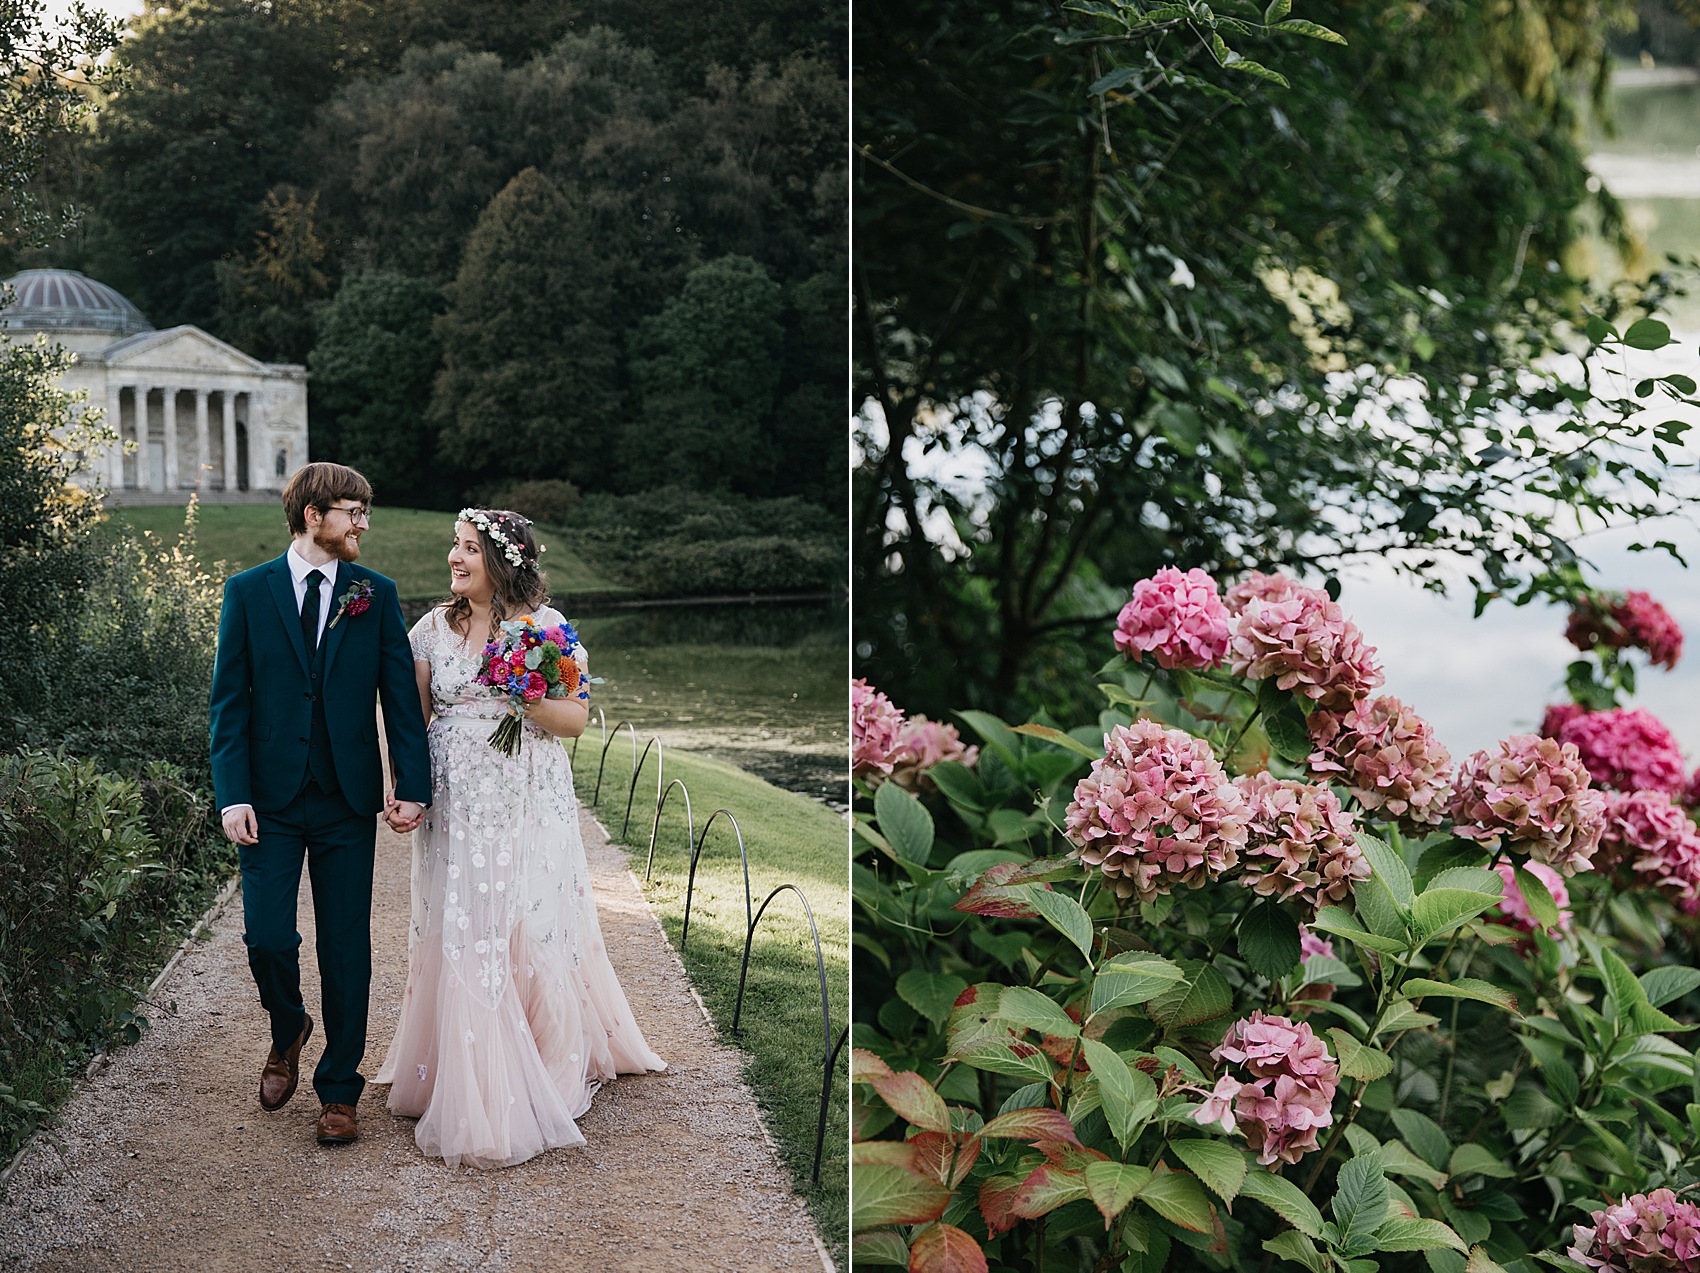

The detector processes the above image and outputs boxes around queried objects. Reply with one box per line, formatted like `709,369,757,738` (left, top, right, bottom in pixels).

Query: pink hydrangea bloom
1557,707,1687,794
1113,567,1233,670
851,678,905,778
1450,734,1606,876
1193,1012,1338,1166
1298,927,1334,961
1598,790,1700,910
888,716,980,793
1229,591,1383,713
1064,719,1249,902
1232,772,1369,916
1571,1189,1700,1273
1684,768,1700,811
1567,590,1684,671
1491,860,1573,937
1540,702,1588,740
1291,927,1336,1010
1308,695,1453,832
1224,570,1309,615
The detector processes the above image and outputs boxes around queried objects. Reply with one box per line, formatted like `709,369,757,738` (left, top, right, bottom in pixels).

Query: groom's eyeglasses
321,502,371,524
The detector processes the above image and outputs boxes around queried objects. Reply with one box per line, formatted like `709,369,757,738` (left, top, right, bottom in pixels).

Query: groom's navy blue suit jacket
209,554,431,816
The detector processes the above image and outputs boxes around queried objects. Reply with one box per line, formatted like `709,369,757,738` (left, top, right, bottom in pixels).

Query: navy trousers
239,779,375,1107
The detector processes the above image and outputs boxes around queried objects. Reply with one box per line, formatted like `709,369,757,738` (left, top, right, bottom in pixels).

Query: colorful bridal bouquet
475,615,583,755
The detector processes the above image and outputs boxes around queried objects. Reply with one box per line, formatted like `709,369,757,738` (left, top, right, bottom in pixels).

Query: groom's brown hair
282,462,375,535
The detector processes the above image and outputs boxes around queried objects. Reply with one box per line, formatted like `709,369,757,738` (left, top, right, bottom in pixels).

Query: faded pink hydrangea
1557,707,1688,794
1232,772,1369,916
851,678,905,778
888,716,979,794
1113,567,1233,670
1684,768,1700,812
1570,1188,1700,1273
1064,719,1249,902
1229,590,1383,713
1298,927,1334,961
1450,735,1606,877
1541,702,1588,740
1291,927,1336,1010
1224,570,1309,616
1308,695,1453,833
1491,860,1573,938
1567,590,1684,671
1193,1012,1338,1166
1598,790,1700,911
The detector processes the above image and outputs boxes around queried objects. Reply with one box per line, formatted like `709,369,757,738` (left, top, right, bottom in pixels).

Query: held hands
385,794,425,834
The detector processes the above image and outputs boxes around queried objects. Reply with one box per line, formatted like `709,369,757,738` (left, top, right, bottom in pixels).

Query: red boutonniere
328,578,375,629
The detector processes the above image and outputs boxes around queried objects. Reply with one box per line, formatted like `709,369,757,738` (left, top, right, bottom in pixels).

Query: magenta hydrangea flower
1298,927,1334,961
1113,567,1233,670
1541,702,1588,740
1308,695,1453,833
1491,860,1573,938
887,716,980,793
1571,1189,1700,1273
1598,790,1700,910
1193,1012,1339,1166
1557,707,1688,794
1450,734,1606,876
1567,590,1684,671
1064,719,1250,902
851,678,905,778
1229,590,1383,713
1232,772,1369,916
1224,570,1309,616
1684,768,1700,812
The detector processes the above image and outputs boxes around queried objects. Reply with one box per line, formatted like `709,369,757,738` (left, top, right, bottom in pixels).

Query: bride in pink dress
376,508,664,1168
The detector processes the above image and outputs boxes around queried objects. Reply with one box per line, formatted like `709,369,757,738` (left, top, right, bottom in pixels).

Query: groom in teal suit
209,462,431,1147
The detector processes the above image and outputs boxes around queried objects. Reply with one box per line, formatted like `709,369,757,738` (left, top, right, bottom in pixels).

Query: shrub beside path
0,811,828,1272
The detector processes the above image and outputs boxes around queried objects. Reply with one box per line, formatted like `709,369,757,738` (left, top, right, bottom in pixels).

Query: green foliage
213,185,333,364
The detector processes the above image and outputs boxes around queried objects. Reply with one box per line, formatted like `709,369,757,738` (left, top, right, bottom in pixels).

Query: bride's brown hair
443,509,550,641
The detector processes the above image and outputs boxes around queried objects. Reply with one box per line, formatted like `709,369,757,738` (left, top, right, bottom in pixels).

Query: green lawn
106,502,627,602
572,743,848,1267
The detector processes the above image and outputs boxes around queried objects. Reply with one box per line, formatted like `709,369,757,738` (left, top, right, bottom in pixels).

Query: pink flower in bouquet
1557,707,1687,794
522,671,547,701
1450,734,1606,876
1229,590,1383,712
1308,695,1453,832
1598,790,1700,909
888,716,979,793
1113,567,1233,670
851,678,906,778
1224,570,1309,615
1232,772,1369,915
1194,1012,1338,1166
1491,860,1573,937
1567,590,1684,670
1541,702,1588,739
1571,1188,1700,1273
1064,719,1249,902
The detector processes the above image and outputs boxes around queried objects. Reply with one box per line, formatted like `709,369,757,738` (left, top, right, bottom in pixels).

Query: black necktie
301,569,324,653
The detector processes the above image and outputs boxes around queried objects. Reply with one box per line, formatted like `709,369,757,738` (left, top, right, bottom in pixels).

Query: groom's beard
313,523,362,563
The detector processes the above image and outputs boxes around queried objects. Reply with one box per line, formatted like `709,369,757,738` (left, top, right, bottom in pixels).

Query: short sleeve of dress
408,607,439,663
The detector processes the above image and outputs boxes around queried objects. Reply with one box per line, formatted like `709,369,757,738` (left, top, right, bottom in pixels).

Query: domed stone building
1,268,308,497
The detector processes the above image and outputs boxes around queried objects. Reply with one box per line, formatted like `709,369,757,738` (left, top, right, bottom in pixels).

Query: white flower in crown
456,508,547,570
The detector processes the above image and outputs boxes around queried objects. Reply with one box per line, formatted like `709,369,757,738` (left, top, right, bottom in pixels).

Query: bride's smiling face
448,522,494,602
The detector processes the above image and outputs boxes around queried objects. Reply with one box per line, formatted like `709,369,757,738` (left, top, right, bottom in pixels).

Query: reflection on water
574,601,847,808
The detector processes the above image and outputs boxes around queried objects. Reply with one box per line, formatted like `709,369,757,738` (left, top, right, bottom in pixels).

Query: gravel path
0,811,828,1272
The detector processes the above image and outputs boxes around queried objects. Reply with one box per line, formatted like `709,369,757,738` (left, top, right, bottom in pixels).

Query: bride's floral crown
458,508,545,571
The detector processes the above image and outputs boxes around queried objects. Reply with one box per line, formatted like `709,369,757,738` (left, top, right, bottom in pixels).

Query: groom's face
312,501,368,563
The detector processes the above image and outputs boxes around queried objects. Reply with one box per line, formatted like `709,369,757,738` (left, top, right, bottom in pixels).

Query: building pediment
101,325,291,376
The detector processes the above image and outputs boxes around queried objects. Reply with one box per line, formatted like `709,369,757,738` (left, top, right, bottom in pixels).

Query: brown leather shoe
316,1102,358,1146
258,1015,312,1112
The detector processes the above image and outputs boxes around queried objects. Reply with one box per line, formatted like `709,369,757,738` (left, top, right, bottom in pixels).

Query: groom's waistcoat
208,555,431,817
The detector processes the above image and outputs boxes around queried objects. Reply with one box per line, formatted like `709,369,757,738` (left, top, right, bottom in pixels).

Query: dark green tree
432,168,623,492
308,271,445,503
774,270,848,514
213,185,333,363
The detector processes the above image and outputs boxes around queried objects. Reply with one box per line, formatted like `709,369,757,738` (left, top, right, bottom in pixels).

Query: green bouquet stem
487,706,525,755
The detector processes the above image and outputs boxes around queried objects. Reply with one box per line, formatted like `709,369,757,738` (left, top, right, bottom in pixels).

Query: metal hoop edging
591,718,638,804
683,808,753,954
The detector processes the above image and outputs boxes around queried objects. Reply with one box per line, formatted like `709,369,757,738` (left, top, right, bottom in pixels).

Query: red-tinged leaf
911,1131,983,1189
908,1222,989,1273
852,1140,921,1168
978,1175,1027,1237
866,1070,952,1134
980,1107,1081,1144
954,861,1046,918
853,1089,899,1141
851,1162,952,1230
1010,1163,1091,1219
1036,1140,1111,1170
1083,1160,1151,1228
1038,1032,1090,1068
946,983,1024,1054
852,1048,896,1082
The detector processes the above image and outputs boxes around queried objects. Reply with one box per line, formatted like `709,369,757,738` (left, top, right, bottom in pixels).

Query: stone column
106,381,124,490
194,388,210,491
162,387,181,490
134,388,151,493
222,391,237,493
